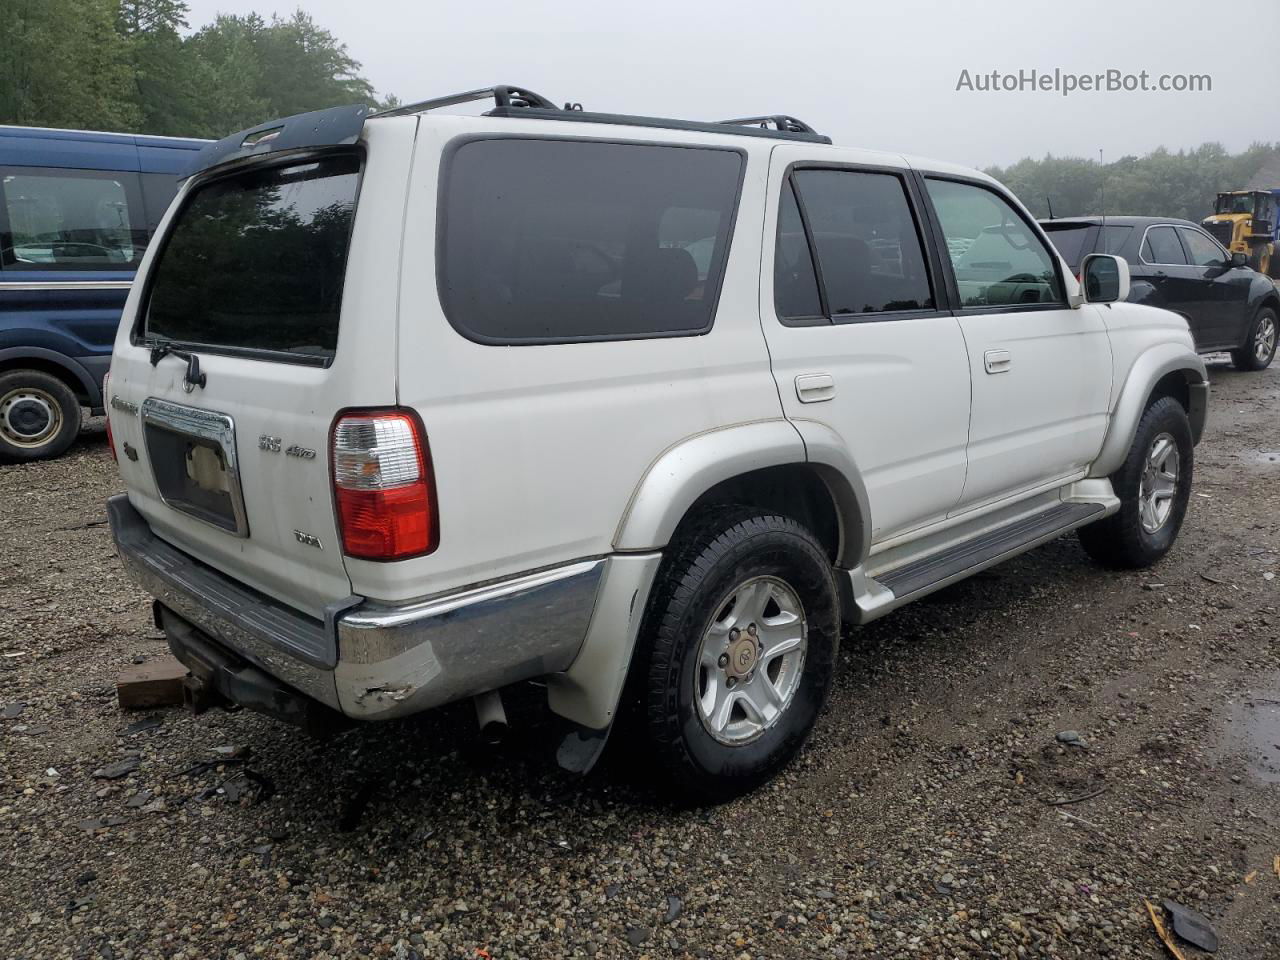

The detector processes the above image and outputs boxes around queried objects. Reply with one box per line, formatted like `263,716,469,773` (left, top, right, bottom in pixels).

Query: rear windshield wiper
147,342,207,390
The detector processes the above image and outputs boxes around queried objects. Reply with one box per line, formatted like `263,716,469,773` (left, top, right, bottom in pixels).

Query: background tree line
0,0,395,139
986,142,1280,223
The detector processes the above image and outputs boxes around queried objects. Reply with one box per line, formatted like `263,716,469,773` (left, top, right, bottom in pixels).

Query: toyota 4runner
105,86,1209,800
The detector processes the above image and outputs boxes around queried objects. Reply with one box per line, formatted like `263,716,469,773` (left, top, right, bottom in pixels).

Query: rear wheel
1231,307,1278,371
1079,396,1193,569
637,509,839,802
0,370,81,463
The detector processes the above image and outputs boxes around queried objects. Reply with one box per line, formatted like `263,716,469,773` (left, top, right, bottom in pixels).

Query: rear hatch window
141,154,360,363
1040,223,1096,271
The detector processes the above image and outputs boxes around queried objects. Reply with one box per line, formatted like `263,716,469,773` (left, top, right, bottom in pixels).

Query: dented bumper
108,494,604,722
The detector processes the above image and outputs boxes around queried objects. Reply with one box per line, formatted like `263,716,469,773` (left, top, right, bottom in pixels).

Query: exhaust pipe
473,690,508,744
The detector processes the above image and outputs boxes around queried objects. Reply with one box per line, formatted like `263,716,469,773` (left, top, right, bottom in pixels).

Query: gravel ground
2,361,1279,960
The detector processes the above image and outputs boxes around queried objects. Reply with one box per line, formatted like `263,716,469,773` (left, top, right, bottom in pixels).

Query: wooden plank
116,656,189,710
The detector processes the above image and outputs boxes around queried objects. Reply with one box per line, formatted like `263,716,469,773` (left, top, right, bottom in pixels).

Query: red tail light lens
103,372,117,462
331,410,437,561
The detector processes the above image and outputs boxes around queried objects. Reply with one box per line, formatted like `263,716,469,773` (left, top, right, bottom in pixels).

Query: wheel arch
612,419,871,569
1089,345,1208,478
0,348,100,407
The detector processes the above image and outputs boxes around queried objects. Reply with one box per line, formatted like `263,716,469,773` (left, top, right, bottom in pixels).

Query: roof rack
718,115,820,135
371,84,831,144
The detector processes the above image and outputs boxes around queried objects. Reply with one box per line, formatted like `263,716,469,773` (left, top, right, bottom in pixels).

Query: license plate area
141,398,249,537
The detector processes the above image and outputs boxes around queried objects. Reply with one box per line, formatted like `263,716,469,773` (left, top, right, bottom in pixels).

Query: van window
438,139,743,343
927,178,1065,308
142,154,360,362
791,169,934,316
0,168,145,270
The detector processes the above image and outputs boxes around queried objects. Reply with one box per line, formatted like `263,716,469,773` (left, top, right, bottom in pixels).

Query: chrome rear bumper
108,494,604,720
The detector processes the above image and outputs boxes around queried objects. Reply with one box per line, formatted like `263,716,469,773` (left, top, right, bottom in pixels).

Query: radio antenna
1099,148,1106,229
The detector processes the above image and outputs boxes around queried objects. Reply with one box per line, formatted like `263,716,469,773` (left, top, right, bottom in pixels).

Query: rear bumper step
107,494,606,721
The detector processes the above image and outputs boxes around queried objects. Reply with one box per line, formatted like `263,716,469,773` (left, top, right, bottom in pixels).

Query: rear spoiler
184,103,370,180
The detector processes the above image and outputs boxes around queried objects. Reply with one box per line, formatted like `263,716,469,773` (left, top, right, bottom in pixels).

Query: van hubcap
695,576,807,745
1255,315,1276,363
1138,433,1179,534
0,388,61,447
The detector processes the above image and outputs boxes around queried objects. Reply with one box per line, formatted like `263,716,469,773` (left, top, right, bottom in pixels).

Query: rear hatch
108,119,415,620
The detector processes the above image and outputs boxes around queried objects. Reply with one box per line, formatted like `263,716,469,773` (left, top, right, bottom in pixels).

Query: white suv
106,86,1208,800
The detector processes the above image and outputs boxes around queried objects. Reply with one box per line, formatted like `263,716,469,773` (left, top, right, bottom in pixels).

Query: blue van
0,125,207,461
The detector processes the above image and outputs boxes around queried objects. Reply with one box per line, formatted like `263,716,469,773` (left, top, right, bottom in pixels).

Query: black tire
1078,396,1193,569
1230,306,1278,372
636,508,840,803
0,369,81,463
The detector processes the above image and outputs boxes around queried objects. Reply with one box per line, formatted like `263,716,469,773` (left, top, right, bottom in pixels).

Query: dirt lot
1,359,1278,960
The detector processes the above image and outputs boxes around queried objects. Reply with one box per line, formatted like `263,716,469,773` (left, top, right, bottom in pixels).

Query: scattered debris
76,817,128,834
605,883,621,900
1143,898,1188,960
116,657,189,710
211,744,249,759
1045,786,1108,806
664,895,683,923
625,926,650,947
92,758,140,780
1055,730,1089,750
1161,898,1219,953
125,791,153,809
1243,870,1257,885
1264,572,1276,582
122,715,163,736
1143,582,1166,591
1274,855,1280,880
1200,573,1225,584
1,702,26,719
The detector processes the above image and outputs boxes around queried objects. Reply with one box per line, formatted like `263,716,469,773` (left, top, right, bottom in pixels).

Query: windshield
143,154,359,362
1216,194,1256,215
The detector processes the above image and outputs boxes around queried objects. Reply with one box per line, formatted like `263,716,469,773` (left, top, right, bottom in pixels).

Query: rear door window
142,154,360,363
791,169,934,317
1141,226,1188,265
0,167,146,270
438,139,744,343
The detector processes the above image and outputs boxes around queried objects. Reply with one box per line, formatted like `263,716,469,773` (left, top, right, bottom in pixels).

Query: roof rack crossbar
371,84,560,119
718,115,820,135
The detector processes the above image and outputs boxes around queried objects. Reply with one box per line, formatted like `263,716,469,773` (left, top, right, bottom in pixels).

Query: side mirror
1230,251,1249,269
1081,253,1130,304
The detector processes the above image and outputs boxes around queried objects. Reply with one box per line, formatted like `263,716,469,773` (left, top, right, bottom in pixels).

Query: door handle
795,373,835,403
983,349,1011,374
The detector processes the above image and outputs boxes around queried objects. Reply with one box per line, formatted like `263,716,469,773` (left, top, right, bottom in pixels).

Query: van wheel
638,509,839,802
1231,307,1277,371
0,370,82,463
1079,396,1193,569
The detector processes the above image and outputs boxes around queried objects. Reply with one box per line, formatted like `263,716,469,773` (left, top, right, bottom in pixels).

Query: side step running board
849,501,1108,624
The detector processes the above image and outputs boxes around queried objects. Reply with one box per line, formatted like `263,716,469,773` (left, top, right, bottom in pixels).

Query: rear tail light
330,410,437,561
103,371,117,462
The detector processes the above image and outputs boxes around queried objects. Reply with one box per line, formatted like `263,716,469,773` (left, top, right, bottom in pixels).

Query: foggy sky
183,0,1280,168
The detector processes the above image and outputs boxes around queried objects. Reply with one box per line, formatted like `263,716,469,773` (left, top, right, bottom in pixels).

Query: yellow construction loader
1201,189,1280,279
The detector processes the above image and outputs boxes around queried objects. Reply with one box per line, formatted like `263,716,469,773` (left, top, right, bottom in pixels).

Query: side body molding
612,419,809,552
1089,345,1208,479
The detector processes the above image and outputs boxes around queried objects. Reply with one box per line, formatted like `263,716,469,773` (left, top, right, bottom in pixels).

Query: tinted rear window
143,154,359,362
1041,224,1094,268
438,139,743,343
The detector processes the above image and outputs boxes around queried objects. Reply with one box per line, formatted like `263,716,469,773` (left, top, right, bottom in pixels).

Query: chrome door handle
795,373,835,403
984,349,1011,374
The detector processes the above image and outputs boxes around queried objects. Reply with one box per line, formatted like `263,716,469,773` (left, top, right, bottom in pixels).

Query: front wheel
1231,307,1277,372
1079,396,1193,569
638,510,840,802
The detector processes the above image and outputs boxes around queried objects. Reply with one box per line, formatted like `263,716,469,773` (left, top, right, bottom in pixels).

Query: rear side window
791,169,934,316
1040,224,1095,270
438,139,743,343
1141,226,1187,265
143,154,359,362
0,167,146,270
